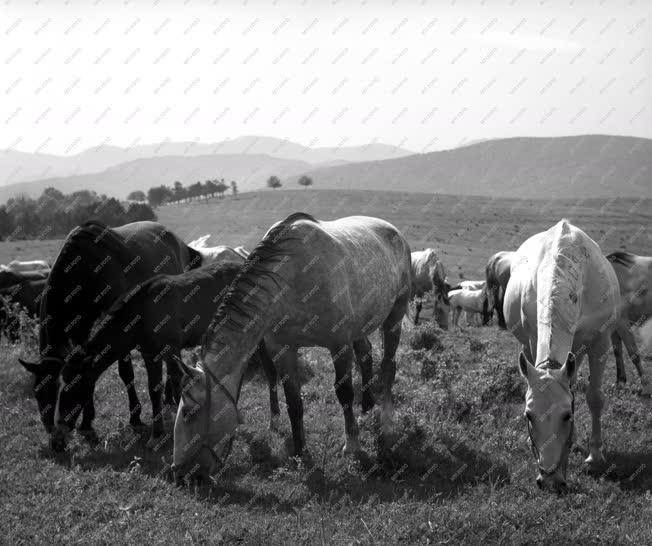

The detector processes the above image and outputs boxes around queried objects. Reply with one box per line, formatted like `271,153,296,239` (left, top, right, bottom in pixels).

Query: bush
479,357,525,406
407,325,444,352
469,338,486,353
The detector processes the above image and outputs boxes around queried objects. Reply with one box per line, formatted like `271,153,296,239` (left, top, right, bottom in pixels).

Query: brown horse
18,220,202,445
171,213,412,482
51,260,281,450
485,250,515,329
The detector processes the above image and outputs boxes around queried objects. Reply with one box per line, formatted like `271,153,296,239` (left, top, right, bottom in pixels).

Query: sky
1,0,650,155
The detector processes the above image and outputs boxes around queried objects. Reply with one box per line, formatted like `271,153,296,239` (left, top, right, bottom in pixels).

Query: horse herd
7,214,650,494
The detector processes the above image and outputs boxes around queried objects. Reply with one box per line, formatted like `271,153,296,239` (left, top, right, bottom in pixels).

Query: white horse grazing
504,220,620,493
448,288,486,326
188,234,250,264
454,280,486,291
411,249,449,328
606,251,652,395
1,260,50,272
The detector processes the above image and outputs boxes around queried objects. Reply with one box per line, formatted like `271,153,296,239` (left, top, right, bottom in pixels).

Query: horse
606,251,652,395
504,220,620,492
1,259,50,272
0,279,46,342
189,234,250,264
410,249,450,328
451,280,485,291
171,212,412,483
52,260,282,450
448,287,488,327
449,280,491,325
18,220,203,448
0,268,49,291
485,250,515,329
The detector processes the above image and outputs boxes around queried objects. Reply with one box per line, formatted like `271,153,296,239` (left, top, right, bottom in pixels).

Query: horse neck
202,281,282,398
535,236,585,365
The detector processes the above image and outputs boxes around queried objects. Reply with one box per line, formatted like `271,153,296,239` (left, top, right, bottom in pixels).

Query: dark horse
53,261,281,450
18,220,202,446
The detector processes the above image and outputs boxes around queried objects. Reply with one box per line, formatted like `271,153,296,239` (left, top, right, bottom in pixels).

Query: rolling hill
0,154,314,202
285,135,652,199
0,136,413,187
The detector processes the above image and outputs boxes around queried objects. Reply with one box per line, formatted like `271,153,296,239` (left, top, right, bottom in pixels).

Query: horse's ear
518,352,533,379
563,352,576,379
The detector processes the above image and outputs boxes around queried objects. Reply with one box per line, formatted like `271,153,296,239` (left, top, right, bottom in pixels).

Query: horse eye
562,413,572,422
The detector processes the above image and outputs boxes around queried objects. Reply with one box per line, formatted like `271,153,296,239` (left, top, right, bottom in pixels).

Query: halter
172,365,239,479
527,389,575,477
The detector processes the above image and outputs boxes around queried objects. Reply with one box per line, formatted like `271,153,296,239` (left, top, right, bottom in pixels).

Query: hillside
285,135,652,198
0,136,413,187
0,154,314,201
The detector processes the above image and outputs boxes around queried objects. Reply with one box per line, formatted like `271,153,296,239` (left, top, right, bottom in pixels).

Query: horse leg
77,387,100,445
273,346,305,456
164,353,182,407
585,337,608,465
331,343,360,454
619,324,651,395
257,340,281,431
379,310,403,434
118,354,145,429
414,301,422,325
611,330,627,385
353,337,375,413
142,355,166,449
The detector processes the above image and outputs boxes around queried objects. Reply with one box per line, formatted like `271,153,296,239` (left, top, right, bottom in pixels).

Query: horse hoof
584,452,606,466
640,382,652,397
78,428,100,445
342,437,362,455
50,433,68,453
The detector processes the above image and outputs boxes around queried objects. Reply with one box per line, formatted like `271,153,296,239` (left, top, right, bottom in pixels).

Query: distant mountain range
0,134,648,201
0,136,413,186
285,135,652,199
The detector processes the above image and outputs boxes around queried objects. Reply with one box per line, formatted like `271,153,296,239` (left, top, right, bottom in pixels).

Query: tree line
0,188,156,240
144,174,314,207
146,179,237,207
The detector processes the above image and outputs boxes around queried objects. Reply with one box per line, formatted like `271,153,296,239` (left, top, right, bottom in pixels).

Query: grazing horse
0,279,46,342
449,280,491,325
485,251,515,329
411,249,450,328
1,259,50,272
0,269,49,291
448,287,488,326
189,234,250,264
53,261,281,449
606,251,652,395
171,213,411,483
504,220,620,492
18,220,202,448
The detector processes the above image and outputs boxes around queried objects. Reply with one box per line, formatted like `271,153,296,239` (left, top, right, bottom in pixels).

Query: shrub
407,325,444,352
469,338,486,353
480,357,525,406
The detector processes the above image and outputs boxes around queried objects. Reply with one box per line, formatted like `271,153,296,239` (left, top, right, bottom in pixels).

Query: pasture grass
1,189,651,544
2,319,651,545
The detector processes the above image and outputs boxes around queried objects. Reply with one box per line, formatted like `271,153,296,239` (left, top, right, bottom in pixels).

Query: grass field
1,189,651,544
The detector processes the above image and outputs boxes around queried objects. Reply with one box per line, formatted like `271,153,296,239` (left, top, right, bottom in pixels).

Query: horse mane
606,250,635,268
208,212,316,332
